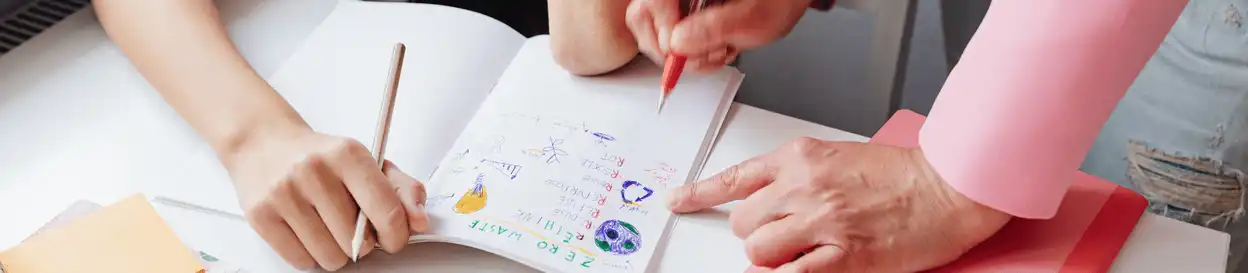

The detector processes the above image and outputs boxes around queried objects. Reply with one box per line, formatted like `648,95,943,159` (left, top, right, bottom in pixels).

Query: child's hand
223,128,428,271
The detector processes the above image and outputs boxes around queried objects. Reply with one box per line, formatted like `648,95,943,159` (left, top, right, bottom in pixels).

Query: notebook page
419,36,742,273
265,2,526,180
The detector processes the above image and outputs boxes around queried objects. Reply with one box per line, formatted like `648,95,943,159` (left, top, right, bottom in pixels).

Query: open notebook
264,2,742,272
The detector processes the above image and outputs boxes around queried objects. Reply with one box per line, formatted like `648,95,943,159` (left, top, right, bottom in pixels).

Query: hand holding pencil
222,43,429,271
626,0,813,72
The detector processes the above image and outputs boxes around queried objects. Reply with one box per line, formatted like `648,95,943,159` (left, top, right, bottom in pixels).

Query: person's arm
94,0,306,160
95,1,427,270
548,0,637,76
919,0,1188,219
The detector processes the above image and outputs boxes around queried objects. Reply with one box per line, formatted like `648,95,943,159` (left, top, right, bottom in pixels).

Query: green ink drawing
199,251,219,262
594,219,642,255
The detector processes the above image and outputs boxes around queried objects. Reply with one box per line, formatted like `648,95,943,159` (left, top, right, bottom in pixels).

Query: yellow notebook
0,194,204,273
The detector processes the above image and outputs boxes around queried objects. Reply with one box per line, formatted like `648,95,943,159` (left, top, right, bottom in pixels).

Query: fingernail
645,52,665,66
669,28,687,53
665,191,683,210
658,28,672,53
410,204,429,232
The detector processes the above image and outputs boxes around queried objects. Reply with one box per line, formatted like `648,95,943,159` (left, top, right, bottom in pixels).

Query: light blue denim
1081,0,1247,271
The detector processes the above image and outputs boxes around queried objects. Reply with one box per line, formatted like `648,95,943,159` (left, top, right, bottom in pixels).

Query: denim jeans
1081,0,1247,271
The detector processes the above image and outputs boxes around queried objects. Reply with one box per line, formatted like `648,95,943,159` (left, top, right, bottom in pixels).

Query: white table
0,0,1229,272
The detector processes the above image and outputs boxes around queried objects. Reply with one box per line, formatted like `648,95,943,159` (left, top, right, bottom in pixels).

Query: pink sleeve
918,0,1188,219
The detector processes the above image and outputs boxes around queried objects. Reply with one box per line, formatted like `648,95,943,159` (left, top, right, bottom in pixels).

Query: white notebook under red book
871,110,1148,272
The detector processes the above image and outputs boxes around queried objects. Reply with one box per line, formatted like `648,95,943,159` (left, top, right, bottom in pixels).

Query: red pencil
656,0,708,114
657,54,686,113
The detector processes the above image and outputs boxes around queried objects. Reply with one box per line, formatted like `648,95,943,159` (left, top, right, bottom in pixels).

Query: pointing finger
667,152,779,213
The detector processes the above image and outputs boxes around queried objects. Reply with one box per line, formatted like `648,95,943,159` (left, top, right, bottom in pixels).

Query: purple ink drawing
592,132,615,146
592,132,615,142
594,219,642,255
482,159,523,179
619,180,654,205
541,137,568,164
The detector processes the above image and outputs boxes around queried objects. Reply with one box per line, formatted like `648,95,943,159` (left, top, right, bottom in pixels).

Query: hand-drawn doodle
541,137,569,164
475,135,506,156
591,132,615,146
594,220,642,255
522,148,545,159
645,162,678,186
482,159,523,179
453,149,470,160
619,180,654,205
455,174,488,214
426,193,457,207
502,112,542,125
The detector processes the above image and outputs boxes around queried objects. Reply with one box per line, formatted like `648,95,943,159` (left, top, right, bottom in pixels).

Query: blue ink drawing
541,137,568,164
620,180,654,205
592,132,616,146
482,159,522,179
595,220,642,255
592,132,615,141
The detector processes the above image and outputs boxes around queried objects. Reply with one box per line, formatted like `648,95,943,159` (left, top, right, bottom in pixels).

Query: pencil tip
657,94,667,114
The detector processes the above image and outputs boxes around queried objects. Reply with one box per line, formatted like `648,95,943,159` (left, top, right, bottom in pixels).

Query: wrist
911,147,1012,221
213,110,311,169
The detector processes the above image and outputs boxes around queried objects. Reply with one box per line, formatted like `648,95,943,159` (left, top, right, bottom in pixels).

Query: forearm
548,0,637,75
94,0,309,161
918,0,1187,219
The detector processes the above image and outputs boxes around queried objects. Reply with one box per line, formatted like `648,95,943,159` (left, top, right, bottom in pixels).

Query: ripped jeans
1081,0,1247,271
1126,141,1244,230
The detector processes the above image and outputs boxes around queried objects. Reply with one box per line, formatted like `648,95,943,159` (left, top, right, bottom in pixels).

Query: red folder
871,110,1148,272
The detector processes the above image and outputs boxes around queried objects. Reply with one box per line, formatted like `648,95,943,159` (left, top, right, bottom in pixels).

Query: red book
871,110,1148,273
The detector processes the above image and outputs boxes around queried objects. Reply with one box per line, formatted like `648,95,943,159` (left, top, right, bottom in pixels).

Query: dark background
364,0,551,37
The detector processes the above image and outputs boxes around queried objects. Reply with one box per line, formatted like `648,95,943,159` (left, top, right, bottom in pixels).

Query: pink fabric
918,0,1188,219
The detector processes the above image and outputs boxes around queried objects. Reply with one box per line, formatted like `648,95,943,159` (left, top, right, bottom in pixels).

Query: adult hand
224,128,429,271
625,0,811,72
667,138,1011,272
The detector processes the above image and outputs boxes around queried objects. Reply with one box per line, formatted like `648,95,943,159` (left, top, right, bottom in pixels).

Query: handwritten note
419,107,695,272
416,37,740,273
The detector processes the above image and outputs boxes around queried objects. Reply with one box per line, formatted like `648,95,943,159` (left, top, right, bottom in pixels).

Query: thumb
667,153,778,213
383,161,429,233
671,1,783,56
